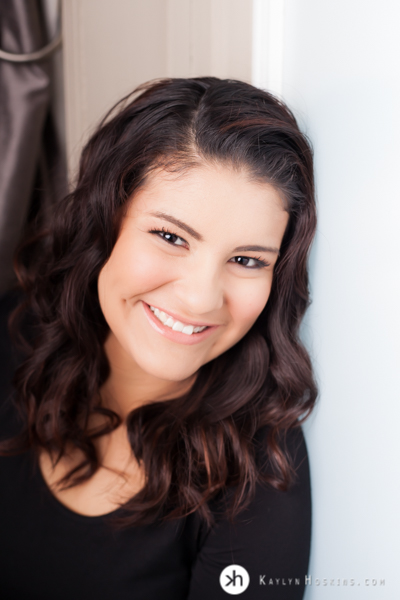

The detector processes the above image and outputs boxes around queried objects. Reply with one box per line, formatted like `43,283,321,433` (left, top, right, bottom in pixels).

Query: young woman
0,77,317,599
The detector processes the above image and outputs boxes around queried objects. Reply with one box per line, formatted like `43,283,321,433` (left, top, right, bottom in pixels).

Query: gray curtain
0,0,67,294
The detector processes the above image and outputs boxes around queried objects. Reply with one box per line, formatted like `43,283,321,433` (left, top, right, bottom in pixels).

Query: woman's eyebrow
147,211,279,254
147,211,203,241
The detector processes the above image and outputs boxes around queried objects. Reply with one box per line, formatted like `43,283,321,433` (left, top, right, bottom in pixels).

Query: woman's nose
173,257,225,317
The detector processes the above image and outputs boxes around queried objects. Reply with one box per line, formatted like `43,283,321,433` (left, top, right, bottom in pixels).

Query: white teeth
182,325,194,335
154,308,166,324
149,305,208,335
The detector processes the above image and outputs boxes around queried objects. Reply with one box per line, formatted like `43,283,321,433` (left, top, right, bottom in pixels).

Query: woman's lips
142,301,219,345
147,303,216,328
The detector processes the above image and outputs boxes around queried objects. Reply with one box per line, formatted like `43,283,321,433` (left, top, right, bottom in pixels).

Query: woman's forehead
130,163,286,215
125,164,289,248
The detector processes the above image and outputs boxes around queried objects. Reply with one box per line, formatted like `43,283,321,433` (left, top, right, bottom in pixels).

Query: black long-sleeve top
0,289,312,599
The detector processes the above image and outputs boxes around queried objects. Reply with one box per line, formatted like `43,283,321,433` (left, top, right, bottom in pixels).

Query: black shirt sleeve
187,427,312,599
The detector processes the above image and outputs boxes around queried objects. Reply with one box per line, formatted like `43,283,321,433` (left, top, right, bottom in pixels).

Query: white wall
274,1,400,597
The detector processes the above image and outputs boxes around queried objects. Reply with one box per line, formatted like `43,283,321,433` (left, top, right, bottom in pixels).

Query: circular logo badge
219,564,250,595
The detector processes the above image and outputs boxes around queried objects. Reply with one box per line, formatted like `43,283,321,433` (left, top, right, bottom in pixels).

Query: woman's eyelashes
149,227,188,248
148,227,270,270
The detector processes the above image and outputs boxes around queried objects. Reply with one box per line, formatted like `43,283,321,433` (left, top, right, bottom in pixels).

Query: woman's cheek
113,238,177,295
231,277,272,331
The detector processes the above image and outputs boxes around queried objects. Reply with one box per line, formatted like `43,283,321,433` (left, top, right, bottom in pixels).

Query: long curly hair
2,77,317,529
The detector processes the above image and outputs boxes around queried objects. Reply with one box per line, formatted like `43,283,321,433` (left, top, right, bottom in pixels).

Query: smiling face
97,163,289,389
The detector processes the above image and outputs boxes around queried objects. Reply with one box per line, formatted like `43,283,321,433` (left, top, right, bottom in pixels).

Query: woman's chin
133,355,200,388
151,370,195,386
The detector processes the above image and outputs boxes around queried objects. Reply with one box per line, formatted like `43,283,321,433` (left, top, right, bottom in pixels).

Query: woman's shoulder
0,286,27,379
200,423,311,530
251,424,311,528
0,284,27,337
0,287,28,439
187,425,311,598
203,424,310,524
254,423,310,477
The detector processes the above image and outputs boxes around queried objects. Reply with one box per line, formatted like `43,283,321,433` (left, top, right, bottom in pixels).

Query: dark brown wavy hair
2,77,317,529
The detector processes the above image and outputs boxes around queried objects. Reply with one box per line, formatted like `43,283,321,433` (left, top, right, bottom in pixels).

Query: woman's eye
230,256,270,269
150,228,187,247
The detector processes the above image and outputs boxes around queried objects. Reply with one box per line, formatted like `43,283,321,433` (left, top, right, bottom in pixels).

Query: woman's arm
187,427,312,599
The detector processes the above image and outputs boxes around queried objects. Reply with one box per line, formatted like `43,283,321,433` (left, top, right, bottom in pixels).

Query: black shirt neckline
31,446,128,524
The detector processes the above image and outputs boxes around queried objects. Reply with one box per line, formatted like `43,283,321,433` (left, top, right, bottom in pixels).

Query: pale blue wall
280,1,400,598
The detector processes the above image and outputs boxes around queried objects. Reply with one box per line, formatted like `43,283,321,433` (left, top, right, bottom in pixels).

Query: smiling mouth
149,305,209,336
